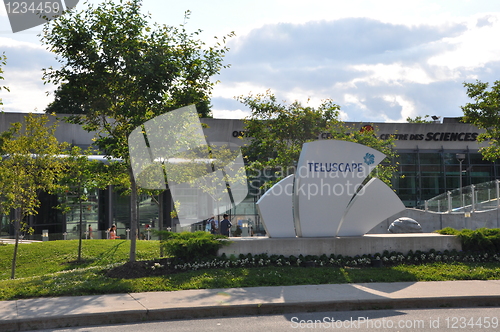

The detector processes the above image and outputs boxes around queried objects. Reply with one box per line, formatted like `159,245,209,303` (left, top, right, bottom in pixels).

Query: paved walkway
2,280,500,331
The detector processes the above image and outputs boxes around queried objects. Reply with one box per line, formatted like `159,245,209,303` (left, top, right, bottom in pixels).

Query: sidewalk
0,280,500,331
2,280,500,332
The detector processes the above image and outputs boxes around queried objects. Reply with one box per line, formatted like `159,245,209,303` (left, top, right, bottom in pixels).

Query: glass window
443,153,460,165
420,165,441,173
469,153,492,164
421,176,444,190
399,164,417,173
419,153,442,164
396,188,416,196
446,177,460,190
396,153,417,164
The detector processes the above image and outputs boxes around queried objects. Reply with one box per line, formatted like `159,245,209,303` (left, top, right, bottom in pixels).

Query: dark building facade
0,113,496,239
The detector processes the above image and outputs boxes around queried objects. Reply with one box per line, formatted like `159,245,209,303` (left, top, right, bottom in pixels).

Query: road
32,307,500,331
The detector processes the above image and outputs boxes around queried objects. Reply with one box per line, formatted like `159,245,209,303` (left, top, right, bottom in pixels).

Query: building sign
379,132,479,141
199,119,487,157
321,132,479,142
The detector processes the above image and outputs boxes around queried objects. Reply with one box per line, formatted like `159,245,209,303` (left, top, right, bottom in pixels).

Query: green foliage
406,115,433,123
435,227,460,235
238,90,397,188
1,240,500,300
239,90,341,170
0,240,500,300
461,80,500,161
436,228,500,252
41,0,233,159
0,240,159,280
0,114,69,216
156,231,230,263
0,52,9,106
0,114,71,278
57,146,119,262
41,0,234,262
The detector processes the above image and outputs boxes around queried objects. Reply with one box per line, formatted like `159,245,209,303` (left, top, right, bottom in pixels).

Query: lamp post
456,153,465,211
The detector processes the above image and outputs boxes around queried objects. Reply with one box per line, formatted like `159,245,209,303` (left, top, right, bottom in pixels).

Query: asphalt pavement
2,280,500,331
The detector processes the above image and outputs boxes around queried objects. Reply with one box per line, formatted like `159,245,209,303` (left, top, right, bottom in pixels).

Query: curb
2,295,500,332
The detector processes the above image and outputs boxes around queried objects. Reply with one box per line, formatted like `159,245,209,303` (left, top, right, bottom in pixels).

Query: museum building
0,112,497,239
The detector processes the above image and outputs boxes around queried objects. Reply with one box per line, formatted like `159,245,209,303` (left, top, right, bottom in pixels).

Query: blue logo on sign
363,153,375,165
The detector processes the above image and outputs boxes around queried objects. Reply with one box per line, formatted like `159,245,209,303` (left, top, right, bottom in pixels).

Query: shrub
436,227,500,253
155,231,231,263
436,227,459,235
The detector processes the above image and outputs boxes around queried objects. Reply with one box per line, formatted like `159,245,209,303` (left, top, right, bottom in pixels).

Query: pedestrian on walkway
219,214,232,236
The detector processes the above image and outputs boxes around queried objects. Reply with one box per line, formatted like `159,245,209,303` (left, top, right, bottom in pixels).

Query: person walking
219,214,232,236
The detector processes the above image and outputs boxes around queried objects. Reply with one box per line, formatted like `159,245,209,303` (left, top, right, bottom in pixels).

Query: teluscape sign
257,140,406,238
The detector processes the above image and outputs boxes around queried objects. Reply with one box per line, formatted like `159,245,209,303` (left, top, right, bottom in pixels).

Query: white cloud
212,81,270,100
2,0,500,123
0,36,45,50
212,108,251,119
2,69,54,113
213,11,500,122
350,63,435,85
428,14,500,70
382,95,416,122
343,94,368,113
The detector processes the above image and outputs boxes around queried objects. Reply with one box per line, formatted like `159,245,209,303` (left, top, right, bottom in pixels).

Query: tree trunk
158,191,164,257
10,209,21,279
78,180,83,262
129,166,137,262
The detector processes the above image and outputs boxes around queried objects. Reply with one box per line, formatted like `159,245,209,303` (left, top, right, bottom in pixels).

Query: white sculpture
257,140,405,237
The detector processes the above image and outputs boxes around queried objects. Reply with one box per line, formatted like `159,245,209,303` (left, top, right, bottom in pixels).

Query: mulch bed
105,258,179,279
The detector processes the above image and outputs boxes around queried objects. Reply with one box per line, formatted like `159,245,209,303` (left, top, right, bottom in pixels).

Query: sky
1,0,500,122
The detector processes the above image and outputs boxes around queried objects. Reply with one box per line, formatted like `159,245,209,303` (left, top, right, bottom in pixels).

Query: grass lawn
1,239,500,301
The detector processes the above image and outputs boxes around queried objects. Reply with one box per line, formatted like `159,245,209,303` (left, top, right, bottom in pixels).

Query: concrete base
218,233,461,257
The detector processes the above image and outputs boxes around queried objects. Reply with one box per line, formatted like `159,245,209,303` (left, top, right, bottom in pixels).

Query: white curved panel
128,105,248,227
256,174,296,238
128,125,166,189
336,178,406,236
293,140,386,237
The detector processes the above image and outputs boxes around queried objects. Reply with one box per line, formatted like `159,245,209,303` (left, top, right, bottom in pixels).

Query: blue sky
1,0,500,122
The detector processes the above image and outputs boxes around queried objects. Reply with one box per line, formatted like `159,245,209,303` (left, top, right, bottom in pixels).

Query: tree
41,0,233,261
0,114,69,279
406,115,433,123
238,90,397,190
58,146,114,262
461,80,500,161
0,52,9,106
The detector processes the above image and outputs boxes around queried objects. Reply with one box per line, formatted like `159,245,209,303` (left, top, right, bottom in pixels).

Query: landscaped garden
1,228,500,301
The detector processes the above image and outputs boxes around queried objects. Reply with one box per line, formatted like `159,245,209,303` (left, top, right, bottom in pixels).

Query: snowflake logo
364,153,375,165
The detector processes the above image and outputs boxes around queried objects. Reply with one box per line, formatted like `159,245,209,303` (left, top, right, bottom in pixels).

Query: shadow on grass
5,258,499,301
0,267,137,300
60,241,128,271
160,265,419,291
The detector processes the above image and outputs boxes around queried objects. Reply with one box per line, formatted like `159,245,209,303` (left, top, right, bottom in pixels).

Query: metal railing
423,180,500,213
